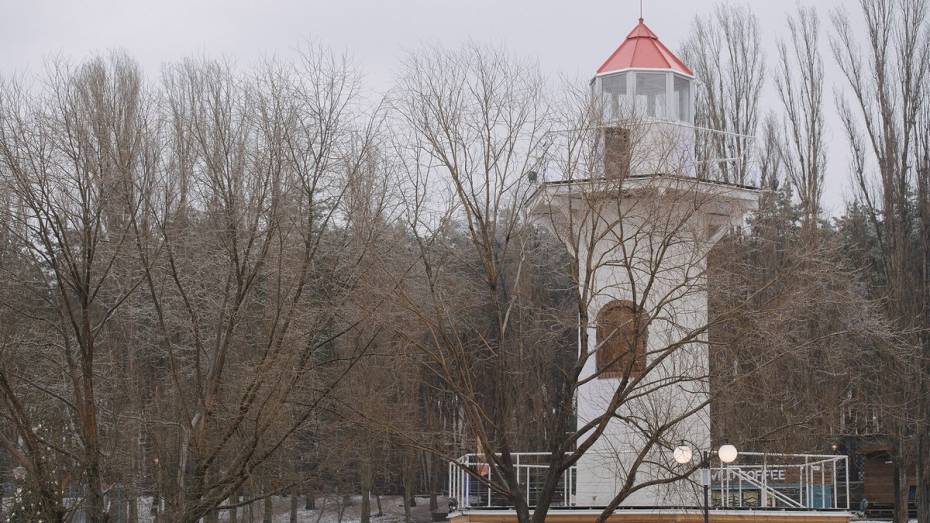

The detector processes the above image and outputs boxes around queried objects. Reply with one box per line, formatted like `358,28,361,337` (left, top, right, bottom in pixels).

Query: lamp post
673,444,739,523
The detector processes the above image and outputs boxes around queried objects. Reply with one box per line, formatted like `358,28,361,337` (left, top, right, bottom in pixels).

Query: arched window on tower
596,300,649,378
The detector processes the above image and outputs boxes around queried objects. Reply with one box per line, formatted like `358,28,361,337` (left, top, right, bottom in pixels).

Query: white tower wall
527,178,757,508
573,194,715,507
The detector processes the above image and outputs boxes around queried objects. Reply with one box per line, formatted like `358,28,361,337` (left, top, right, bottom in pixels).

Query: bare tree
0,44,393,522
832,1,930,521
682,2,765,185
776,5,826,237
127,49,387,521
0,53,153,522
756,113,784,192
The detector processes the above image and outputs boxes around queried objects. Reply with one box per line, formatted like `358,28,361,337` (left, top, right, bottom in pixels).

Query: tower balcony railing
537,120,761,190
448,451,849,511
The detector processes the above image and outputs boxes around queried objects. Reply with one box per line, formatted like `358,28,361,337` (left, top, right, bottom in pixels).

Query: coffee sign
712,468,786,482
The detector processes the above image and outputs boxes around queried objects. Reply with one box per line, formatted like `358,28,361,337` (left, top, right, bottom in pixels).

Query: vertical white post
792,463,797,507
821,464,826,509
568,467,578,506
799,456,810,507
666,72,675,121
738,471,743,508
487,462,492,508
809,463,814,508
627,71,635,106
807,461,812,508
723,464,727,507
466,464,471,506
762,455,768,508
565,466,569,506
563,465,567,506
845,456,850,510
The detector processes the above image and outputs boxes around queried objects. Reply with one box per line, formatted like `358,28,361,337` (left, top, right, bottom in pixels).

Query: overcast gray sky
0,0,857,214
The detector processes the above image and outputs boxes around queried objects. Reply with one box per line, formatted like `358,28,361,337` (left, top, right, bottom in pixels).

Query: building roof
596,19,693,77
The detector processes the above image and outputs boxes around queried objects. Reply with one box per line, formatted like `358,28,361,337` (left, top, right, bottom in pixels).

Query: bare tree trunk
290,493,299,523
428,451,439,512
228,491,239,523
205,474,219,523
361,465,372,523
263,493,273,523
895,455,910,523
243,485,255,523
313,496,327,523
403,452,414,523
403,494,412,523
128,496,138,523
337,495,349,523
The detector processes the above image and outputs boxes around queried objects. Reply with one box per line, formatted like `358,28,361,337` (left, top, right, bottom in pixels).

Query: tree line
0,1,928,523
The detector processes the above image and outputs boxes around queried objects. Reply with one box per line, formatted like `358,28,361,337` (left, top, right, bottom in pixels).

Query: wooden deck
448,508,851,523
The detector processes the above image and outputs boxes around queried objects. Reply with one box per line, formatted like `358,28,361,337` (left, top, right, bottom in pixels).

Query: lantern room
593,19,694,124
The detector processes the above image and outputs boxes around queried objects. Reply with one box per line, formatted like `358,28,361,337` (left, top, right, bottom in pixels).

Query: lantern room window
601,72,629,122
635,72,668,119
674,75,691,122
596,71,693,124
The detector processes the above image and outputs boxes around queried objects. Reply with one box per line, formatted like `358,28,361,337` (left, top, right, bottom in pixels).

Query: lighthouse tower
529,18,759,507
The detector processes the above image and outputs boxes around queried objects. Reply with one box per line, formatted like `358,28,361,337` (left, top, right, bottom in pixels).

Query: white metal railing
539,120,760,189
449,451,849,511
710,452,850,511
448,453,576,509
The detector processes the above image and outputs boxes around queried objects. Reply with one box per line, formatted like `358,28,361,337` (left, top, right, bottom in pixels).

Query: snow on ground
268,495,440,523
0,493,444,522
126,494,443,523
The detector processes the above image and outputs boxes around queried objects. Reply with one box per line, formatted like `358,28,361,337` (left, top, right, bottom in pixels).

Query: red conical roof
596,19,693,76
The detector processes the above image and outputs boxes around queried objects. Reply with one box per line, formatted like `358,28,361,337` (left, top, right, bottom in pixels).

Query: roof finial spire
639,0,643,21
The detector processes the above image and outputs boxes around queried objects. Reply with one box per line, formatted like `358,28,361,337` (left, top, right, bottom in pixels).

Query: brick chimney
604,127,631,180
